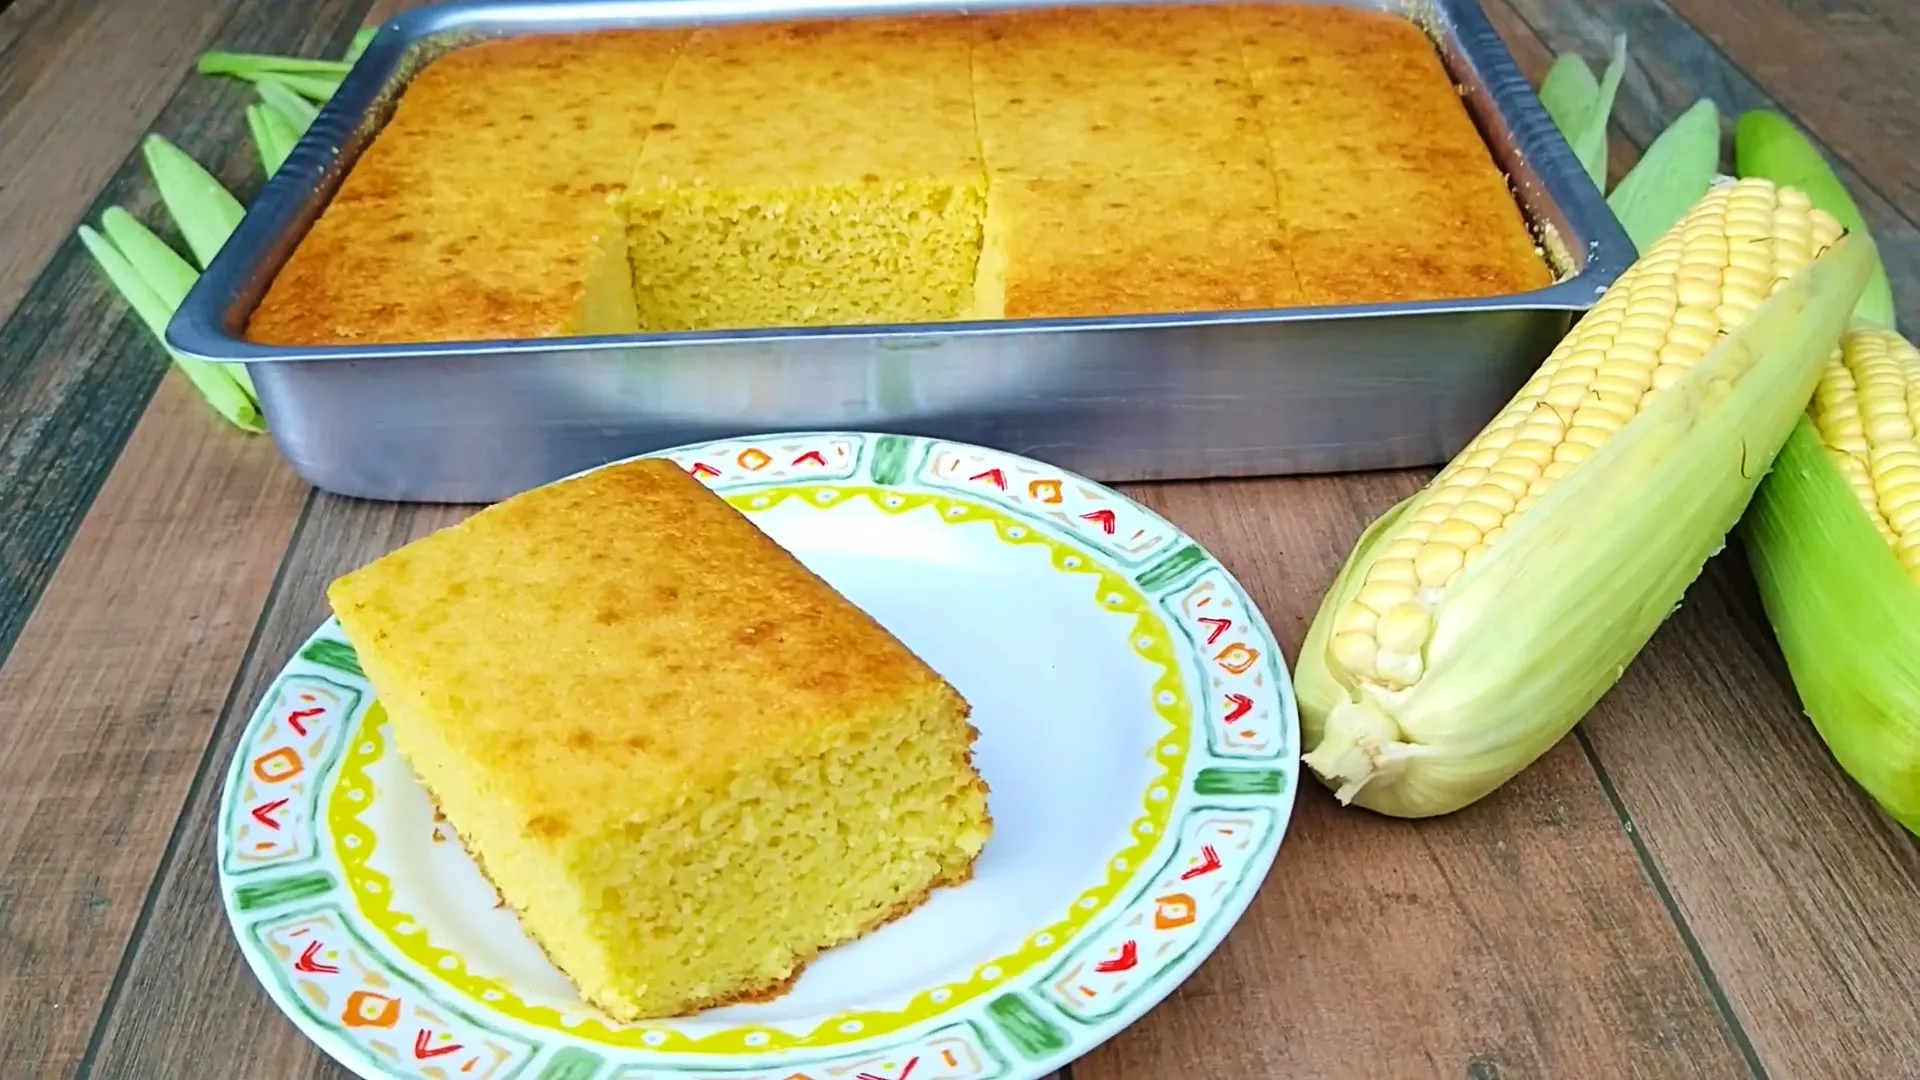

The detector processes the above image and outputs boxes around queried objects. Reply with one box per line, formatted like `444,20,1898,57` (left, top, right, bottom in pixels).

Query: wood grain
0,0,239,325
0,0,372,670
1488,2,1920,1075
1496,0,1920,332
79,497,467,1080
1063,477,1753,1080
0,371,308,1075
1664,0,1920,224
1574,553,1920,1076
0,2,383,1074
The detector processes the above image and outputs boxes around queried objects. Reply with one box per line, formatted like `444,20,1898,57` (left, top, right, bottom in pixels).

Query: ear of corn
1743,327,1920,835
1735,110,1898,330
1294,178,1874,817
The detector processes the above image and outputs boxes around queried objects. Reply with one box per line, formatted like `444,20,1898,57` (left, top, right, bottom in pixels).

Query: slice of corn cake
247,30,685,344
978,168,1302,319
1236,16,1500,180
246,187,638,344
971,4,1269,180
626,16,985,331
1277,161,1551,305
1234,4,1549,304
326,458,993,1021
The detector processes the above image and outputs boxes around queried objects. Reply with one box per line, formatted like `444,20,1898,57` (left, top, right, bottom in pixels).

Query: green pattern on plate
216,431,1299,1080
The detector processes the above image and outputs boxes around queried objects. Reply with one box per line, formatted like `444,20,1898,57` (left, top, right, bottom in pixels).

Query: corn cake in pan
326,458,994,1021
248,3,1552,346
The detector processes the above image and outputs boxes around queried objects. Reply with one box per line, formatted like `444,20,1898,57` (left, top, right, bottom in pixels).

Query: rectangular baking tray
169,0,1635,505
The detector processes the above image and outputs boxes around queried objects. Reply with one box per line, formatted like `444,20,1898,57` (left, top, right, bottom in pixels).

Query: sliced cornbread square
978,169,1301,319
972,5,1269,180
1230,2,1443,60
1239,13,1493,177
246,30,684,345
247,188,636,344
1277,163,1550,306
325,458,993,1022
367,29,688,199
626,16,985,331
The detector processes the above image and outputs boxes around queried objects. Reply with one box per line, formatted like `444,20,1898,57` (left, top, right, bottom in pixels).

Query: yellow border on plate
326,487,1192,1053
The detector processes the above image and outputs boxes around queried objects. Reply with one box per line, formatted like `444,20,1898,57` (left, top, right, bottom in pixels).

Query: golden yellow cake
984,169,1302,318
247,3,1553,344
626,17,985,332
326,458,993,1020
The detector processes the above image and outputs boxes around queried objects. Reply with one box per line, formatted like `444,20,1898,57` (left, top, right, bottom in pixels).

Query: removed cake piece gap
625,17,986,332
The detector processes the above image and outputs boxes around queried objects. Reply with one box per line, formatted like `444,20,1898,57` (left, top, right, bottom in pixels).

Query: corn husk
1295,228,1875,817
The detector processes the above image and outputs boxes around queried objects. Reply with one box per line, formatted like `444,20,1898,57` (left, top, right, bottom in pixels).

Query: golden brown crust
635,17,980,189
247,30,682,345
993,169,1303,319
327,458,971,829
971,5,1269,180
252,4,1548,345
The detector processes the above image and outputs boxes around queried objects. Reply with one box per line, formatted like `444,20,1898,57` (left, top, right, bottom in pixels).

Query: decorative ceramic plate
218,432,1300,1080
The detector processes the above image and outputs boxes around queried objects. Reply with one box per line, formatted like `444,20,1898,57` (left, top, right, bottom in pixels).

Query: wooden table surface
3,0,1918,1077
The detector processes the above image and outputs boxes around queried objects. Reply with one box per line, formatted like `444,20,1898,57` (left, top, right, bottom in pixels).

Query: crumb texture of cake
627,17,985,332
249,4,1551,345
325,458,992,1021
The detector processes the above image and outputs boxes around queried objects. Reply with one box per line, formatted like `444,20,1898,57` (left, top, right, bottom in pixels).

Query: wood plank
66,483,1745,1076
0,2,386,1073
78,497,467,1080
1570,555,1920,1076
0,371,308,1075
59,8,505,1079
0,0,240,326
1494,0,1920,331
1069,477,1753,1079
1488,1,1920,1075
0,0,364,674
1663,0,1919,226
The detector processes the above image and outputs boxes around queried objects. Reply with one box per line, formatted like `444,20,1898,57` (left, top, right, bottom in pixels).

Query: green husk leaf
77,222,263,433
197,51,351,79
141,134,245,270
1744,416,1920,834
262,71,345,102
247,103,303,176
96,208,258,401
1607,98,1721,251
1537,36,1627,187
255,76,320,128
1576,34,1629,187
99,207,197,310
1294,229,1875,817
343,27,378,65
1735,109,1898,330
1538,53,1600,147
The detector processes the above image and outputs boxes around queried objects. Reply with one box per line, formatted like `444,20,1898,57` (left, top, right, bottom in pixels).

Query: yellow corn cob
1808,329,1920,570
1294,178,1875,818
1744,325,1920,835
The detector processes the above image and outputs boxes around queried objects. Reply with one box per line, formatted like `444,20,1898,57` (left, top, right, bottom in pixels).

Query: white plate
217,432,1300,1080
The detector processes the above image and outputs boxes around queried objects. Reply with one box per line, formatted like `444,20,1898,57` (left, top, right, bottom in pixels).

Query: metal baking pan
169,0,1635,505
